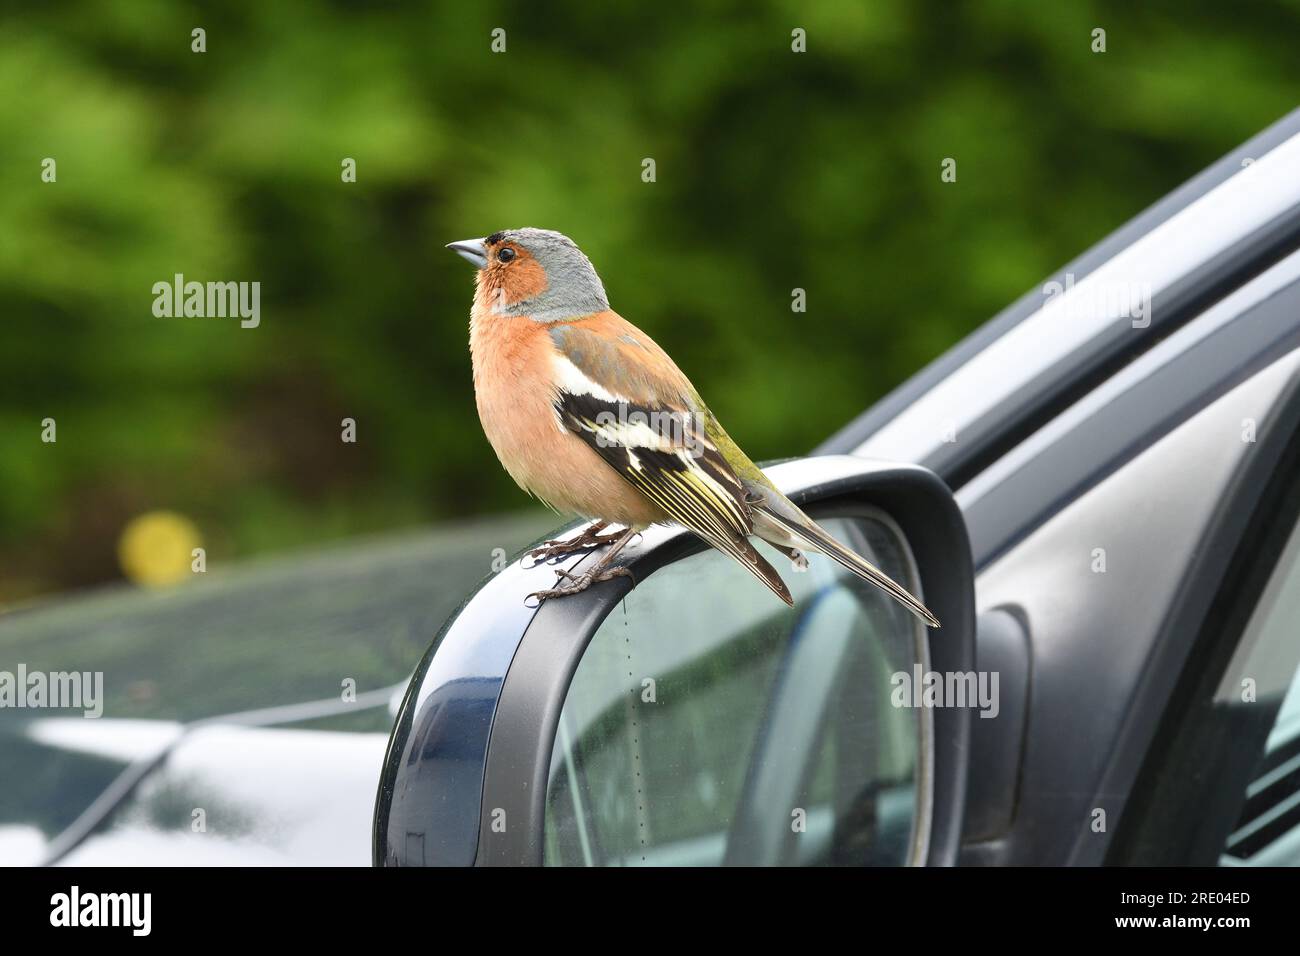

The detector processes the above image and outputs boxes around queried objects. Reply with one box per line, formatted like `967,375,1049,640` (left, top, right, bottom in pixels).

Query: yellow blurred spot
117,511,203,587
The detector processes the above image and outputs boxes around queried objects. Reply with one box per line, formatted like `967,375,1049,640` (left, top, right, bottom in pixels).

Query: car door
835,108,1300,865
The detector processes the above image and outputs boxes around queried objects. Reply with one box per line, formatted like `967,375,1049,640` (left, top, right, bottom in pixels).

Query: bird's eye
497,247,516,263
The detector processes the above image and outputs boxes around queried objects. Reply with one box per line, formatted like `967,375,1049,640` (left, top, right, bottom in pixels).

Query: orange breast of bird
469,306,666,528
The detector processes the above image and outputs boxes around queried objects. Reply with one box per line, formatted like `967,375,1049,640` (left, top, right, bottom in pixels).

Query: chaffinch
448,227,939,627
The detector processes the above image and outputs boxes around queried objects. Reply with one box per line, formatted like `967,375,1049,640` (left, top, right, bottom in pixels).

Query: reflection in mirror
543,515,929,866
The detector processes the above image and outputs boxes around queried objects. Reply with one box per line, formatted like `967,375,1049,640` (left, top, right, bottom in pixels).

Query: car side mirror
373,454,975,866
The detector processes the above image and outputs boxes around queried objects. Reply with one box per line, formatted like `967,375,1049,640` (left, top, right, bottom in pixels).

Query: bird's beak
446,237,489,269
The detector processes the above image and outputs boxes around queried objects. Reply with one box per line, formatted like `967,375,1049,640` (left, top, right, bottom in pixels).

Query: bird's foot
526,565,633,605
524,521,625,564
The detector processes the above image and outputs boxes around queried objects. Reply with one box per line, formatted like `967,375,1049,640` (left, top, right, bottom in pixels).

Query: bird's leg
525,520,626,563
527,527,638,603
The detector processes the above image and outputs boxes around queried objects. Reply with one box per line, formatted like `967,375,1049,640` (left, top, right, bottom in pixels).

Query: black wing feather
555,391,793,605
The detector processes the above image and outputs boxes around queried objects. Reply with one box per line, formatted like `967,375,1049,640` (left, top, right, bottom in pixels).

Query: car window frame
821,108,1300,494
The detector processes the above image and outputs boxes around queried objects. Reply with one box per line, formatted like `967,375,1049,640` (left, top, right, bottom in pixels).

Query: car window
1222,669,1300,863
541,515,931,866
1216,509,1300,865
1116,479,1300,866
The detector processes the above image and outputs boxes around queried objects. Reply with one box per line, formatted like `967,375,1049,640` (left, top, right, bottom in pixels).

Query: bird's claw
525,565,633,604
522,523,625,565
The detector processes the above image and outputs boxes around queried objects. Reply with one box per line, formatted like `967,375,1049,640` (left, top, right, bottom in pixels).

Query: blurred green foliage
2,0,1299,602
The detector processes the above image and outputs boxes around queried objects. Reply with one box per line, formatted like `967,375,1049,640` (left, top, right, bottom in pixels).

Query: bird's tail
749,495,941,628
731,535,795,607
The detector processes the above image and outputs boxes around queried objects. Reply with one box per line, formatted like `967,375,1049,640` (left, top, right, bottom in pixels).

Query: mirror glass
543,515,930,866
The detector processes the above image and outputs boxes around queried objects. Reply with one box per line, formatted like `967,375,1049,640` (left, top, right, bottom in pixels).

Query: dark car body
6,109,1300,866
